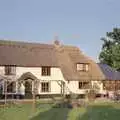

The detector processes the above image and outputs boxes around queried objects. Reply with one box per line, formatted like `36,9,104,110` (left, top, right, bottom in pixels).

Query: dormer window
5,65,16,75
77,63,89,72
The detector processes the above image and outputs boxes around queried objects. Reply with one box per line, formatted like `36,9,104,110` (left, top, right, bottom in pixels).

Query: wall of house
66,80,106,95
0,67,5,94
0,66,65,94
0,66,106,95
91,81,106,94
0,66,65,81
66,81,88,94
16,67,64,80
37,81,62,94
16,67,66,94
0,67,4,75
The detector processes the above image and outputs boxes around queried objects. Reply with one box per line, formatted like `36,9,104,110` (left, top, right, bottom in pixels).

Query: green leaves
99,28,120,70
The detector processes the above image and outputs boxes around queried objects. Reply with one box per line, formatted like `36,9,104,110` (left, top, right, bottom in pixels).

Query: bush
70,93,78,100
87,89,96,101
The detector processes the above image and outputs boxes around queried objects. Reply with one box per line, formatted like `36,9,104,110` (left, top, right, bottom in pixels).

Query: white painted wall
0,66,65,94
16,67,65,80
16,67,66,94
0,66,105,95
38,81,62,94
66,81,88,94
66,81,106,95
91,81,106,94
0,67,4,75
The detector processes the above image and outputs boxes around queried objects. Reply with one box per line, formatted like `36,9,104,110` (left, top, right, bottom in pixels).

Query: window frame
4,81,16,93
76,63,89,72
5,65,16,75
78,81,90,89
41,66,51,76
41,82,50,92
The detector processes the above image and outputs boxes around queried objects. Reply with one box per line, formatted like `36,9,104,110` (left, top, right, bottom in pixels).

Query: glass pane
85,64,89,71
77,64,84,71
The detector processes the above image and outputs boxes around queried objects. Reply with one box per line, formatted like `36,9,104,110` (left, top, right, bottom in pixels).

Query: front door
25,81,32,99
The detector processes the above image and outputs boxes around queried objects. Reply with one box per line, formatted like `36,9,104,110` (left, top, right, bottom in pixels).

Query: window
79,82,83,89
5,81,16,93
42,66,51,76
116,81,120,90
78,82,89,89
0,84,3,94
41,82,50,92
5,66,16,75
77,63,89,72
103,81,106,90
85,64,89,71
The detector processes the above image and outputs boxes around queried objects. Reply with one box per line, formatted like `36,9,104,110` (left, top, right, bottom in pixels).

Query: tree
99,28,120,70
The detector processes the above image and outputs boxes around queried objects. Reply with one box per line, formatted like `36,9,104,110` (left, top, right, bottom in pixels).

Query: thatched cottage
0,40,116,99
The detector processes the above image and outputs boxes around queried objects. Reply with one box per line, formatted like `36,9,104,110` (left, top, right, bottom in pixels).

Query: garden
0,100,120,120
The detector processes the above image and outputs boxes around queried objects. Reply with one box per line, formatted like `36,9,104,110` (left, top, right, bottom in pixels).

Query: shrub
87,89,96,101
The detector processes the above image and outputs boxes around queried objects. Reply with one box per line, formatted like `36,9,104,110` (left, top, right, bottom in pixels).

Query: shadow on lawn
30,105,70,120
30,103,120,120
77,104,120,120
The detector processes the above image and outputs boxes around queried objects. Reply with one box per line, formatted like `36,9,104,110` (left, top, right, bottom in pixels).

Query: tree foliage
99,28,120,70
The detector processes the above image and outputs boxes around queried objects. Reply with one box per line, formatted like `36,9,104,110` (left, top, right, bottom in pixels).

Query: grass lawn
0,102,120,120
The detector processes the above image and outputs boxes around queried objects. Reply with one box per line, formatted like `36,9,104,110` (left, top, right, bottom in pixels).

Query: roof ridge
0,39,53,47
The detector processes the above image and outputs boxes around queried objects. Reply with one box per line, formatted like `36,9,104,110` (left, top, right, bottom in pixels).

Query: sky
0,0,120,62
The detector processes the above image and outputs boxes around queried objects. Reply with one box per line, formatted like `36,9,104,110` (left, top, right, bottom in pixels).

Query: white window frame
5,66,16,75
41,82,50,92
77,63,89,72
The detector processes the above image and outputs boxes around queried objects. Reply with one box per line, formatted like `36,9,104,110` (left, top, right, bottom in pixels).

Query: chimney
53,35,60,46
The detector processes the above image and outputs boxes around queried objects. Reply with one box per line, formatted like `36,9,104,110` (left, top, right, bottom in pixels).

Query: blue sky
0,0,120,61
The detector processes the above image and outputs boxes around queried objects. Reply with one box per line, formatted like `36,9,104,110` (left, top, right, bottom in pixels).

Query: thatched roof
55,45,105,81
98,63,120,80
0,40,105,81
0,40,58,67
